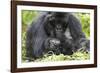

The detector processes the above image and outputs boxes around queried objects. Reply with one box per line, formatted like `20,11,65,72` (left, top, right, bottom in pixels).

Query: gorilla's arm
68,14,89,51
68,14,85,40
26,13,48,59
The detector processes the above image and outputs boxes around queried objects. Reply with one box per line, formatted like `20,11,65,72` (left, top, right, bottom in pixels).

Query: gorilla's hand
44,38,61,55
49,38,61,49
44,38,61,49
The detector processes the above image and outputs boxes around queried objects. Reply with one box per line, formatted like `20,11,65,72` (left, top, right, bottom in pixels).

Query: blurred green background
21,10,90,62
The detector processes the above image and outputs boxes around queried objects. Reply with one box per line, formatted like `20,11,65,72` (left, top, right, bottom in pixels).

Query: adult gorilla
26,12,89,60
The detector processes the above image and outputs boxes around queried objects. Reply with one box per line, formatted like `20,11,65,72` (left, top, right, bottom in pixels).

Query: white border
17,5,94,68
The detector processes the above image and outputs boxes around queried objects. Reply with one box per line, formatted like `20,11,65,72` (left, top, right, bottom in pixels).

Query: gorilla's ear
68,14,83,40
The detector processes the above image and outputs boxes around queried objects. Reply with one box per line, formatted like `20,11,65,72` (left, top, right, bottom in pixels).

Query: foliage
75,13,90,38
22,10,38,26
35,51,90,62
22,32,26,61
21,11,90,62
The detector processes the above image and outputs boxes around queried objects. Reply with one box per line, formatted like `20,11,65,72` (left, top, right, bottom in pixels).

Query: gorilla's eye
49,17,55,21
49,19,56,27
49,21,55,26
62,22,68,27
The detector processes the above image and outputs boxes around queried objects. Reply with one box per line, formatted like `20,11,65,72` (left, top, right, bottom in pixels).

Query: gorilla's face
47,12,68,39
48,14,68,33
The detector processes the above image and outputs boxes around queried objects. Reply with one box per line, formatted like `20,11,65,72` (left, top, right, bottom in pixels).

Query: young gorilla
26,12,89,60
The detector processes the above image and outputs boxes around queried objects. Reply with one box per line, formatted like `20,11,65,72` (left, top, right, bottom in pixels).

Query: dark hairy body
26,12,90,60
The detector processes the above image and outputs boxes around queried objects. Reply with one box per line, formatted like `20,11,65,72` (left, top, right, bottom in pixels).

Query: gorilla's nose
56,25,62,31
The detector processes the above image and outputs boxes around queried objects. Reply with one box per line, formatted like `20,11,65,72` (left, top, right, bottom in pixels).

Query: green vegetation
21,10,90,62
35,51,89,62
75,13,90,38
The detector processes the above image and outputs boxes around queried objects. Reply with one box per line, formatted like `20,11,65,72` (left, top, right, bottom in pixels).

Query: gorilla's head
49,12,69,32
44,12,70,39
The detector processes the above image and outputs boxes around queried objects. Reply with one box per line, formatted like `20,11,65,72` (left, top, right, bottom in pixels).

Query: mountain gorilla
26,12,89,60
